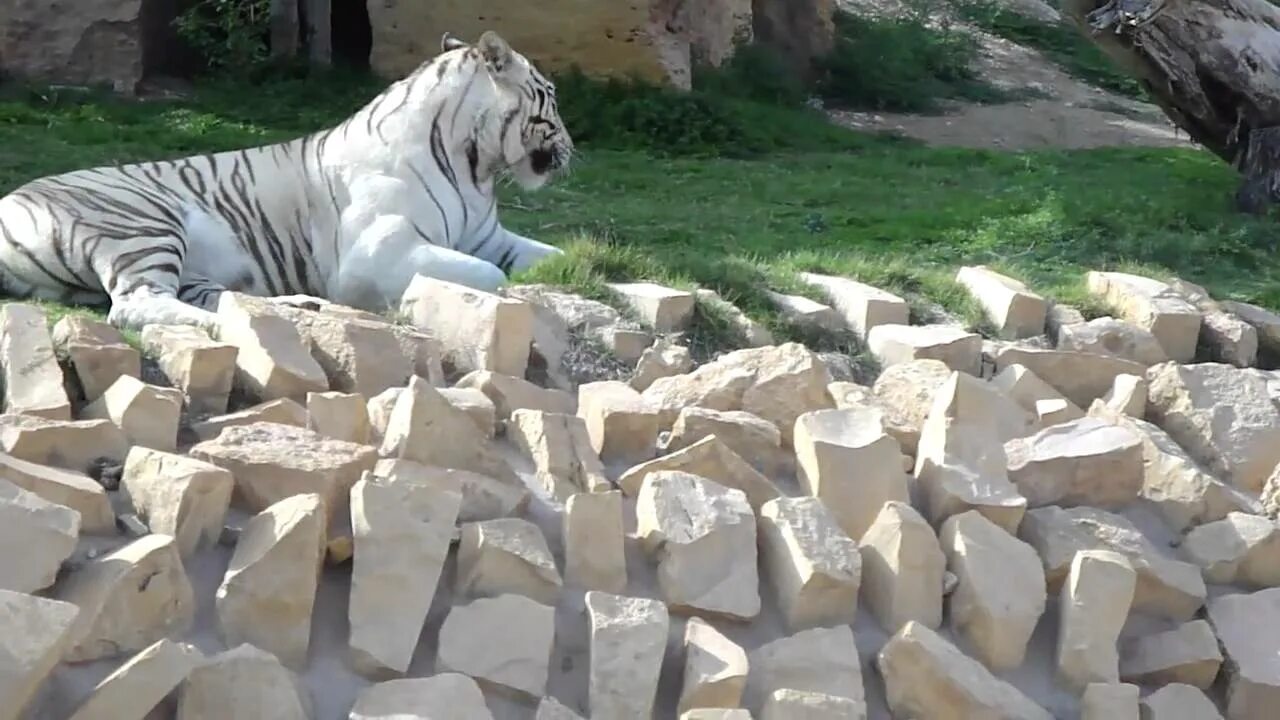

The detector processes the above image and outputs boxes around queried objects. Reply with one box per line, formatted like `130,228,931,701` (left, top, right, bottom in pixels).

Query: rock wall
752,0,836,74
0,0,146,92
367,0,753,89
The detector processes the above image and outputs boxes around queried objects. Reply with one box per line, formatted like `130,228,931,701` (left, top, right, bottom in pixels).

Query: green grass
0,47,1275,361
955,0,1147,99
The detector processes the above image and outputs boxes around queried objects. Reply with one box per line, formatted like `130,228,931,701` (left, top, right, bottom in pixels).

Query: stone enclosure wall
0,0,834,93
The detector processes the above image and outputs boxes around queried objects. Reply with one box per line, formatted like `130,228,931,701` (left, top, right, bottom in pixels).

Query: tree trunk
1062,0,1280,213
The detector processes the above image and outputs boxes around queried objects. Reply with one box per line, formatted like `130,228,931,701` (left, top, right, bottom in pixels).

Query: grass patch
955,1,1146,99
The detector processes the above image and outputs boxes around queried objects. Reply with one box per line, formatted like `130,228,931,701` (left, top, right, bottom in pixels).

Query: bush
816,8,998,112
174,0,273,76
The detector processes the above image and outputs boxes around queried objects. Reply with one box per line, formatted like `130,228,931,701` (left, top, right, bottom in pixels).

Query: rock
366,387,400,444
599,326,655,364
440,386,498,438
1087,271,1202,362
827,381,874,408
679,711,751,720
1146,362,1280,492
373,458,529,523
1004,416,1143,507
767,290,844,332
1018,505,1205,620
141,324,237,416
1202,310,1259,367
641,342,832,442
0,452,114,533
913,372,1029,533
1088,401,1260,532
0,477,79,593
631,338,694,391
877,621,1053,720
667,406,785,475
58,534,194,663
758,496,861,631
215,292,328,401
189,398,307,441
120,447,233,558
859,501,946,633
457,518,562,605
507,409,609,500
680,616,748,712
870,358,953,453
577,380,660,465
456,370,575,418
955,265,1047,339
306,391,371,444
1056,549,1136,689
0,303,71,420
1207,587,1280,720
66,638,203,720
867,323,982,375
350,675,492,719
52,315,140,405
176,643,311,720
608,281,696,332
585,592,668,719
696,289,774,347
81,375,182,451
744,625,865,714
989,346,1147,408
190,421,377,522
379,376,516,484
1120,619,1222,689
1046,303,1087,337
438,594,555,699
216,494,325,670
1181,512,1280,588
0,414,127,472
269,306,417,397
636,471,759,620
939,510,1046,670
401,275,533,378
349,473,460,676
1224,299,1280,359
1102,373,1147,417
502,284,638,390
759,688,866,720
1080,683,1139,720
793,406,909,541
798,272,908,337
1057,316,1169,365
0,590,81,720
535,696,585,720
564,490,627,593
991,363,1085,427
618,435,781,511
1140,683,1224,719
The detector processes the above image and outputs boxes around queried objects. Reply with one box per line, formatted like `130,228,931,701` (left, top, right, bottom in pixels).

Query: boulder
457,518,563,605
215,293,328,402
52,315,140,405
1140,683,1225,719
268,305,421,397
1086,271,1201,362
564,490,627,593
618,434,780,512
0,414,127,472
1207,587,1280,720
577,380,660,465
176,644,311,720
1181,512,1280,588
1101,373,1147,417
1224,299,1280,359
0,303,70,419
1119,619,1223,689
82,375,182,451
585,592,668,719
1146,362,1280,492
216,494,326,670
990,363,1084,427
608,282,696,331
0,590,81,720
120,447,233,557
349,473,460,676
437,594,555,699
989,346,1146,408
58,534,194,663
507,409,609,501
0,452,114,533
877,621,1052,720
1057,316,1169,365
798,272,908,337
66,638,202,720
1056,549,1136,689
350,675,492,720
439,386,498,438
870,358,953,453
939,510,1046,671
759,689,867,720
1201,309,1259,367
1004,417,1144,508
189,398,306,441
306,391,371,444
667,406,786,475
0,477,79,593
373,458,528,524
400,276,533,378
743,625,865,714
141,324,237,416
535,697,585,720
767,290,843,332
456,370,575,418
1080,683,1139,720
631,337,694,391
859,501,946,634
955,265,1047,339
378,376,515,484
758,496,861,631
636,470,759,620
867,324,982,375
680,616,748,712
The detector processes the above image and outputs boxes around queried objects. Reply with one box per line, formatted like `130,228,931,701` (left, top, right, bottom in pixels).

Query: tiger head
442,31,574,191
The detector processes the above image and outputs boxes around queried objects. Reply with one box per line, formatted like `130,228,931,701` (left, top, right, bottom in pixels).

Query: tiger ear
441,32,467,53
478,31,513,75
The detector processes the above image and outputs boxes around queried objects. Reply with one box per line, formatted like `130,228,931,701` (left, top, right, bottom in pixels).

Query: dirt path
828,0,1198,151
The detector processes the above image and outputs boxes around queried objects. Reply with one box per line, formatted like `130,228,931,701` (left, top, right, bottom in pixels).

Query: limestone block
585,592,668,719
859,501,946,634
121,447,233,557
1080,683,1139,720
618,435,781,511
0,303,70,419
0,452,114,533
760,689,867,720
1102,373,1147,417
66,638,203,720
0,477,79,593
667,406,786,475
0,590,81,720
609,281,696,332
767,290,844,332
401,275,533,378
867,323,982,375
1057,316,1169,365
377,376,515,484
1207,587,1280,720
759,496,861,631
1087,271,1201,362
350,674,492,719
189,398,306,440
799,272,908,337
457,518,562,605
437,594,555,699
0,414,127,472
215,292,328,401
440,386,498,438
141,324,237,415
630,337,694,391
306,390,371,444
991,362,1084,427
52,315,140,404
373,458,529,524
744,625,864,713
1182,512,1280,588
989,345,1146,408
680,616,748,712
82,375,182,451
176,644,311,720
1119,619,1222,689
1056,549,1136,690
564,490,627,593
1004,416,1143,508
1140,683,1224,719
456,369,575,418
955,265,1047,339
870,358,953,454
577,380,659,465
507,409,609,501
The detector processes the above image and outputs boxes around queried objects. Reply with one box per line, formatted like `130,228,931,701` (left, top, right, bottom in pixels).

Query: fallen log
1061,0,1280,213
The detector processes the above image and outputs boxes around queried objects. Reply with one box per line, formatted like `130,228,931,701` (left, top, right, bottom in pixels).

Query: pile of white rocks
3,267,1280,720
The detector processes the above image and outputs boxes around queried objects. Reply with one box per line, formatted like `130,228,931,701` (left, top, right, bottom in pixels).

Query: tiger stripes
0,30,573,331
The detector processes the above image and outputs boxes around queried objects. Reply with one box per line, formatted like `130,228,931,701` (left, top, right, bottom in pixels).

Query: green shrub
174,0,273,76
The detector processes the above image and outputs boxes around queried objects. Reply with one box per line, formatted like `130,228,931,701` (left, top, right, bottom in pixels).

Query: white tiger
0,31,573,331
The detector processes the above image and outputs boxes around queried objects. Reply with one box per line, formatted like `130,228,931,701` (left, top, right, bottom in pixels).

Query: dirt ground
828,0,1198,151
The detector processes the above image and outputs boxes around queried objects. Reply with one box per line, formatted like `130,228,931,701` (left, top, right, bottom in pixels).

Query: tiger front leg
488,226,564,276
333,214,508,312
